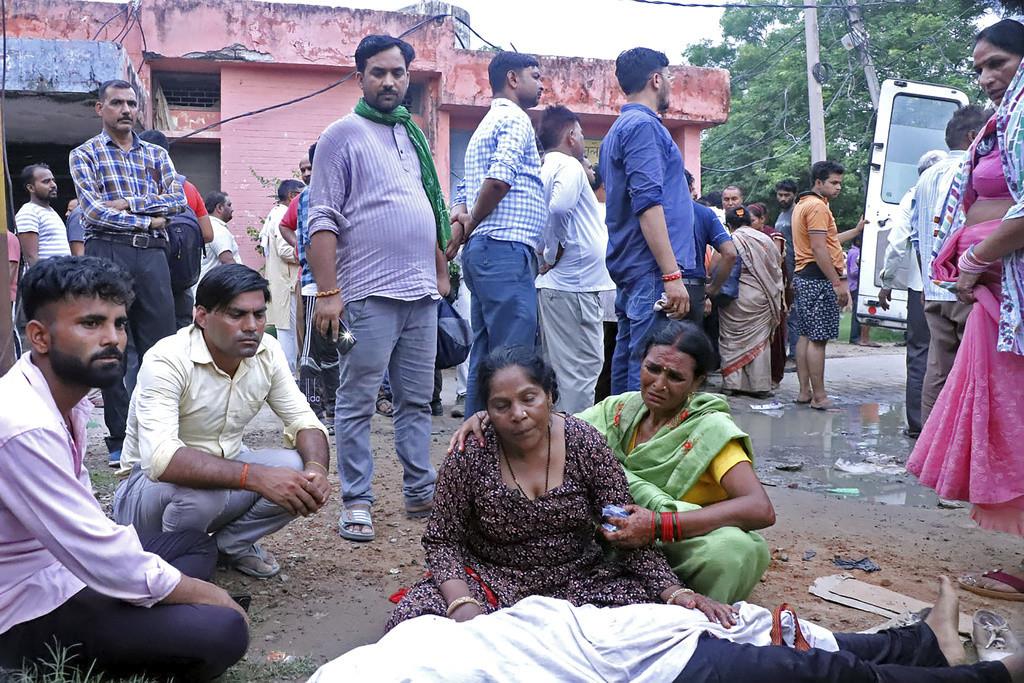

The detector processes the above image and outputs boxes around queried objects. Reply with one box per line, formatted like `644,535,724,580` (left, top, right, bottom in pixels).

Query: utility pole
843,0,881,110
804,0,827,163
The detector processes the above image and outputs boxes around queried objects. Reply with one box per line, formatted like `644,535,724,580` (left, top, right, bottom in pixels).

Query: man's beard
368,91,401,112
50,346,125,389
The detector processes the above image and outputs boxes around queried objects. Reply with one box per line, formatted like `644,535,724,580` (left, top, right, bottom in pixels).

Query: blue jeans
334,296,438,508
611,270,669,393
461,237,538,415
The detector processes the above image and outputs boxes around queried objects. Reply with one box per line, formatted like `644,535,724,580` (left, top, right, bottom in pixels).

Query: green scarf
354,98,452,251
577,392,752,512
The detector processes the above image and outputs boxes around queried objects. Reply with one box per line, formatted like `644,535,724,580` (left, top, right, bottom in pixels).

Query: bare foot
925,576,965,666
809,400,836,411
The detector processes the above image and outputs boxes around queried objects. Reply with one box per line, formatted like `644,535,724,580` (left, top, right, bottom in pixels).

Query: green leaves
687,0,987,227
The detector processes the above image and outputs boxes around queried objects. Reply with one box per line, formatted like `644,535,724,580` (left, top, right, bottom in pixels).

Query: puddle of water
733,401,940,507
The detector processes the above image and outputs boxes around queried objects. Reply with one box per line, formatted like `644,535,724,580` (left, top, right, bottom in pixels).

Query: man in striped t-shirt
308,35,451,542
15,164,71,266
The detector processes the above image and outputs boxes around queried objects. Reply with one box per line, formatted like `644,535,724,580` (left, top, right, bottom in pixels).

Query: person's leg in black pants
685,282,706,324
138,528,219,579
85,240,175,454
172,288,194,330
299,294,341,420
905,289,930,435
431,367,443,416
595,321,618,403
850,292,863,343
675,624,1011,683
0,530,247,680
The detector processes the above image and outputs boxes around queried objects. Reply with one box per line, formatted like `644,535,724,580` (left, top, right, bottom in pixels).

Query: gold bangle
306,461,329,474
445,596,483,617
314,288,341,298
667,587,695,605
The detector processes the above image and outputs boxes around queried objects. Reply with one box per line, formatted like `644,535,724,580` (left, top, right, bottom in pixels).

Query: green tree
686,0,991,228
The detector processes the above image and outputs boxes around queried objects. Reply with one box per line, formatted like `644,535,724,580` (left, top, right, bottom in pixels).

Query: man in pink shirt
0,256,247,679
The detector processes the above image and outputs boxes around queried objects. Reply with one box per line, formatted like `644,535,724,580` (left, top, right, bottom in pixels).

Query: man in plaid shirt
69,79,187,461
447,51,547,416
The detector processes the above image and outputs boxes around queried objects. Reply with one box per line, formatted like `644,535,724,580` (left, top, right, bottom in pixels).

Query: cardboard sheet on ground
809,574,972,635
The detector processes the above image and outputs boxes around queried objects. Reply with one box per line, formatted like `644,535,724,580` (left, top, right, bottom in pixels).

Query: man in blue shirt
600,47,697,392
684,170,736,321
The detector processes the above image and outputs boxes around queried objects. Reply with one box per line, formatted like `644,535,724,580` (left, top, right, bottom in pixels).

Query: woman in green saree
450,321,775,603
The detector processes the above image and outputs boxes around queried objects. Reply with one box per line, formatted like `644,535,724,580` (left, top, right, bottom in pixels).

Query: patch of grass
87,466,118,495
221,655,320,682
840,311,905,344
4,643,157,683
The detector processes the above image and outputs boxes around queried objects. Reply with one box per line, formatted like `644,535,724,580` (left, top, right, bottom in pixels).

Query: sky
259,0,727,62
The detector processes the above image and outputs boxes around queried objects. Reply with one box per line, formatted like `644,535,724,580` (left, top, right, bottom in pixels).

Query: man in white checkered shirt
448,51,547,416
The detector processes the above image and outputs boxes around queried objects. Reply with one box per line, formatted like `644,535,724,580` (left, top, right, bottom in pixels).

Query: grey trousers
112,448,303,561
538,288,605,415
922,299,972,424
905,290,930,434
335,295,437,508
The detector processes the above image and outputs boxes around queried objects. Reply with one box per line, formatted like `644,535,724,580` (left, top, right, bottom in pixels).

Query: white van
856,79,970,329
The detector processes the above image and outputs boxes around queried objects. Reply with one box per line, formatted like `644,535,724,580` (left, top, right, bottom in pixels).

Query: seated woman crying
451,320,775,604
389,346,735,630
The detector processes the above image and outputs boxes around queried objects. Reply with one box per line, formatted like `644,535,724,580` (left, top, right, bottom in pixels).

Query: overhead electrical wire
625,0,919,9
90,5,128,41
700,68,854,174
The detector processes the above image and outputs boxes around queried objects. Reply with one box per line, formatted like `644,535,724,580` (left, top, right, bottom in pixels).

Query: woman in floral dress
387,347,734,630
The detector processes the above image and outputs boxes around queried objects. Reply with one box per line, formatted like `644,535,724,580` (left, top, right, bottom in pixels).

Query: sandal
376,393,394,418
405,498,434,519
959,570,1024,602
973,609,1021,661
770,603,812,652
339,506,375,542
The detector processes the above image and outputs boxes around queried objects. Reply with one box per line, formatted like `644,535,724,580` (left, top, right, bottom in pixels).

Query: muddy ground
83,343,1023,681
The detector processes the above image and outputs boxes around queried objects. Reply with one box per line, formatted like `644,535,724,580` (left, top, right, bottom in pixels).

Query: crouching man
113,263,331,579
0,256,247,679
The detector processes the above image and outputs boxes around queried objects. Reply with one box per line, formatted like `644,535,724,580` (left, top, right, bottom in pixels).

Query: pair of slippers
960,571,1023,663
793,397,837,411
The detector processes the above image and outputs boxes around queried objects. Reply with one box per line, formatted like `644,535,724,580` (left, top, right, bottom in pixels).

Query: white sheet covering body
309,596,838,682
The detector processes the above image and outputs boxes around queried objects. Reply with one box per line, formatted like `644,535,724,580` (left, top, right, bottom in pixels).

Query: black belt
682,278,705,286
89,232,168,249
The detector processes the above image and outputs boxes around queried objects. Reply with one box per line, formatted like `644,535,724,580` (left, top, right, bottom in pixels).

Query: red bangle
239,463,250,490
661,271,683,282
659,512,671,543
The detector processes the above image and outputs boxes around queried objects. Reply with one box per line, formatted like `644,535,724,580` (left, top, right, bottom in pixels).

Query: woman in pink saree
909,19,1024,602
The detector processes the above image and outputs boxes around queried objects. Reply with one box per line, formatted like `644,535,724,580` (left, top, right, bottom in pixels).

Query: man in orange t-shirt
791,160,865,409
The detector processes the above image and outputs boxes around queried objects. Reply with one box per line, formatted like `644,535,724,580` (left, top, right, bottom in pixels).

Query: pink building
7,0,729,264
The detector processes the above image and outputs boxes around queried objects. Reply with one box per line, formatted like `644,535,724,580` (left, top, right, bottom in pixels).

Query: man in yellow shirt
791,160,864,409
113,264,331,579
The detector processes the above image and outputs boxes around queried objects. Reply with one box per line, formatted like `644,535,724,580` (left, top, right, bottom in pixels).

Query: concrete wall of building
219,64,362,263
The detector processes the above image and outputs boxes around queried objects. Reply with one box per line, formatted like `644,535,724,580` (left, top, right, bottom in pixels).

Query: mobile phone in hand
336,320,357,356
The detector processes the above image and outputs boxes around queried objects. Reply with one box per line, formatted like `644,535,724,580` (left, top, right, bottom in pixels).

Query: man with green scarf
307,35,451,542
